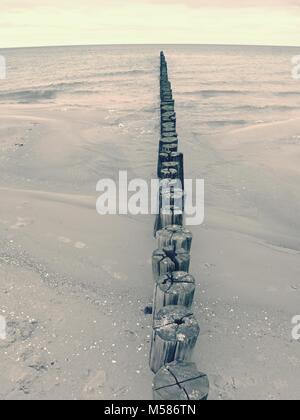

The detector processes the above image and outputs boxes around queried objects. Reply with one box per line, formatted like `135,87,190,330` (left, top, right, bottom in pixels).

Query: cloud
0,316,6,340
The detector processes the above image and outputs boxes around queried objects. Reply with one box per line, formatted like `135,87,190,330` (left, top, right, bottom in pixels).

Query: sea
1,44,300,136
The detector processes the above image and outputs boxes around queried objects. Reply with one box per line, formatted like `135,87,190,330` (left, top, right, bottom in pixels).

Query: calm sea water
1,44,300,135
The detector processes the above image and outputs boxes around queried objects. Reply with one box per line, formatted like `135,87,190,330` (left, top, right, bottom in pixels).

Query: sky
0,0,300,48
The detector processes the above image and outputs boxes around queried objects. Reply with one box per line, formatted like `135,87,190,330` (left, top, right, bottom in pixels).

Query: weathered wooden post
160,178,182,190
160,134,178,142
159,137,178,153
161,94,173,103
152,249,176,282
157,152,170,178
149,305,200,373
157,151,181,180
161,121,176,136
152,247,190,282
161,85,172,96
160,168,178,180
161,161,179,173
153,361,209,401
156,225,193,252
154,179,183,236
159,205,183,228
169,152,184,189
159,186,184,212
153,271,195,318
161,112,176,123
161,99,174,107
161,130,177,139
161,139,177,151
161,104,175,115
161,89,172,98
161,94,173,102
161,143,178,154
163,246,190,272
159,179,183,204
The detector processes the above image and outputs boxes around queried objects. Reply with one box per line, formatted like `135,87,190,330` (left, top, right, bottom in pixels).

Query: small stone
144,305,153,315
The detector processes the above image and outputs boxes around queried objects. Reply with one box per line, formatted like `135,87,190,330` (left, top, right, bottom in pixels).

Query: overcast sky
1,0,300,48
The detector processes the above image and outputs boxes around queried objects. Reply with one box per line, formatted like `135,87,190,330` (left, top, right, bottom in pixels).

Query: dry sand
0,104,300,400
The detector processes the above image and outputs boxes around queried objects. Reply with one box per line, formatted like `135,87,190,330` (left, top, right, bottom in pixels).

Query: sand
0,103,300,400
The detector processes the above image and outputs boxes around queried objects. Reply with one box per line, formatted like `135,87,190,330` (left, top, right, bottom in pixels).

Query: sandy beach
0,98,299,400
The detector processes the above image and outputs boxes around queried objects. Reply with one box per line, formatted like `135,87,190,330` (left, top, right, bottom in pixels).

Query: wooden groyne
149,52,209,401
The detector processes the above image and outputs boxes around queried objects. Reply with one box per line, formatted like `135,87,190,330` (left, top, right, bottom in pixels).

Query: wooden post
159,179,183,200
154,180,179,236
157,152,170,178
154,179,183,236
153,271,195,318
159,205,183,228
161,95,173,102
159,138,178,154
161,143,178,154
152,247,190,282
160,178,182,189
161,112,176,123
169,152,184,189
159,187,184,214
161,131,177,140
161,121,176,135
158,161,179,180
149,305,200,373
159,134,178,146
161,87,172,96
152,249,176,283
153,361,209,401
160,168,178,180
161,103,175,113
161,161,179,172
163,246,190,272
156,225,193,252
162,90,172,96
161,130,177,138
153,214,161,238
159,136,178,153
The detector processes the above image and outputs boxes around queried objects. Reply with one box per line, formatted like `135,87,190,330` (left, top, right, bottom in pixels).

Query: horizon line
0,42,300,50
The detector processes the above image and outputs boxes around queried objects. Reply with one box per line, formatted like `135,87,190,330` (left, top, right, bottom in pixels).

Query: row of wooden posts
149,52,209,401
